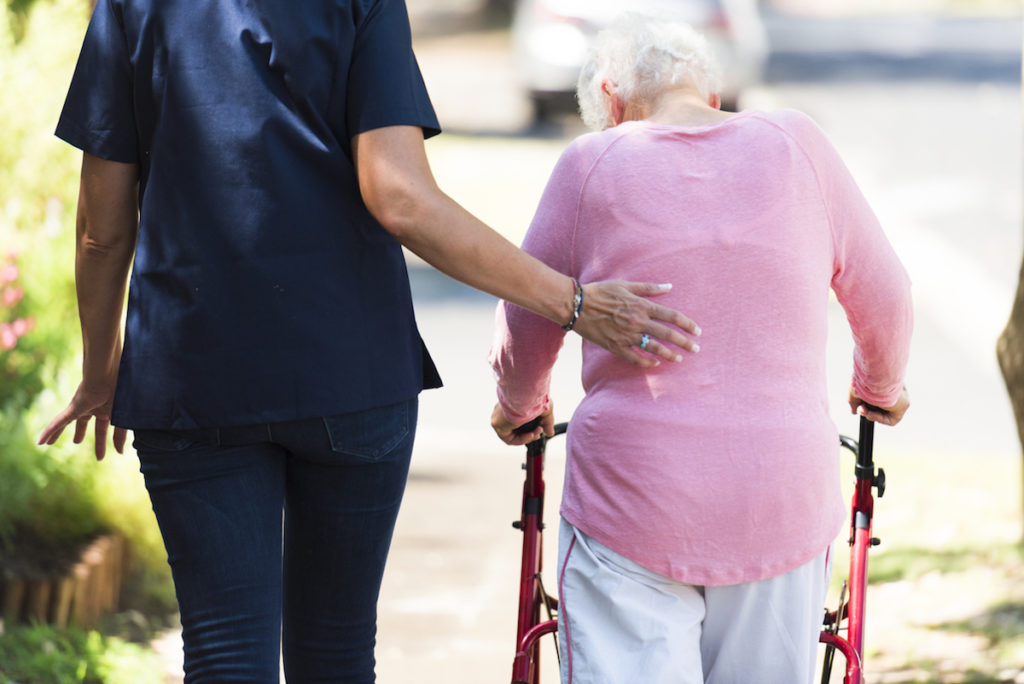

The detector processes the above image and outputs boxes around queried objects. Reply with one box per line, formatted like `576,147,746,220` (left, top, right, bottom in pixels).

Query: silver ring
639,334,650,350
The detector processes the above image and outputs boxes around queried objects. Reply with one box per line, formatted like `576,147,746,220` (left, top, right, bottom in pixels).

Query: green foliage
0,0,98,569
0,0,172,604
0,252,43,413
4,0,37,42
0,407,105,573
0,622,165,684
0,221,92,568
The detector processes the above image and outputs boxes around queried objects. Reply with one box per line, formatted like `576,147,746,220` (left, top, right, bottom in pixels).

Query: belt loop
214,428,223,447
265,423,273,442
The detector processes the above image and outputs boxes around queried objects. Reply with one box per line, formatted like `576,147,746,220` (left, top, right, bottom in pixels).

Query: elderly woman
489,15,911,684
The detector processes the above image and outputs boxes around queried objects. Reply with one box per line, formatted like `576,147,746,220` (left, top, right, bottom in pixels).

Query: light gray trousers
557,518,831,684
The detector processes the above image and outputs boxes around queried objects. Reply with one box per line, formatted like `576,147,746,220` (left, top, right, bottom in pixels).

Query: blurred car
511,0,768,118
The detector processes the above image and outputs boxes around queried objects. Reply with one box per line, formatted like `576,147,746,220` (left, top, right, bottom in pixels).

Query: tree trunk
996,58,1024,538
997,264,1024,536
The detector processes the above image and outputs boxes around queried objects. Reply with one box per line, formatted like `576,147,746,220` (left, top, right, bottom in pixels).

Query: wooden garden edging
0,533,125,628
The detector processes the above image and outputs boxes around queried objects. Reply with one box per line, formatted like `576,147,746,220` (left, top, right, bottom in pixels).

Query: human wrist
80,365,118,392
560,277,583,332
81,338,121,385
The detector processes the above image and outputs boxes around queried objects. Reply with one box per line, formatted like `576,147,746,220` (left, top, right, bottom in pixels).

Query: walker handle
514,418,568,440
513,417,543,437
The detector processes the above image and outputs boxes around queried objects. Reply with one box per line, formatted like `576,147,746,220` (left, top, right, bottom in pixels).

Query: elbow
77,222,137,262
362,178,433,245
370,197,418,244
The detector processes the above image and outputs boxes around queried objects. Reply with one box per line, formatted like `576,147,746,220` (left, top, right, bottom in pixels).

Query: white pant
557,519,830,684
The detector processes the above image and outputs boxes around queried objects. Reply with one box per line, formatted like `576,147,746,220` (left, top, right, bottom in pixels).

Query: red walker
510,417,884,684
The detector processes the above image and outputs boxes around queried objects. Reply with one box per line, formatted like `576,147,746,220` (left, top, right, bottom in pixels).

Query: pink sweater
489,110,912,586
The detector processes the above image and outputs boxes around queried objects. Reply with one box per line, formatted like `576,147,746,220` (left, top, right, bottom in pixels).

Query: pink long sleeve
774,114,912,406
488,143,592,425
489,110,911,586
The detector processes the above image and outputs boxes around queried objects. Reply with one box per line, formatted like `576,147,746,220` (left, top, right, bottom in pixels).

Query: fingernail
692,344,700,353
694,326,702,336
674,354,682,362
658,283,672,291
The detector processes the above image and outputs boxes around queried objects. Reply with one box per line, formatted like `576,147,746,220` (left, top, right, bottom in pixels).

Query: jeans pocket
133,429,206,453
323,400,412,462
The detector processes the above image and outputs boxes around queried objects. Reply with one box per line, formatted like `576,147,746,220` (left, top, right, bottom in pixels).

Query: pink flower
0,324,15,350
12,318,31,337
0,264,17,285
2,285,23,307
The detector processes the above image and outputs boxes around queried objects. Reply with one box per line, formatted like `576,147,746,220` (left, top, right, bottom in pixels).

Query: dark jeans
134,398,417,684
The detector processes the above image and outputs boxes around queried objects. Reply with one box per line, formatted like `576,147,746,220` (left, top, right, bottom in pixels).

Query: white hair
577,13,722,131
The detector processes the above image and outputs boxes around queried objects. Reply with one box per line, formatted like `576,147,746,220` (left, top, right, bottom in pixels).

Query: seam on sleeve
754,114,840,276
570,130,636,279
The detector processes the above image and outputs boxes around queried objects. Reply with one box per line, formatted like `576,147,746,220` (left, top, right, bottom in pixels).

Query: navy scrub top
56,0,443,430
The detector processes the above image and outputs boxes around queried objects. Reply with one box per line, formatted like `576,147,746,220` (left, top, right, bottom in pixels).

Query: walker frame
509,417,884,684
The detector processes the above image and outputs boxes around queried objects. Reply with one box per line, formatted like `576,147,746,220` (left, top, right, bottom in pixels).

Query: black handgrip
514,418,569,439
857,414,874,469
513,417,543,437
521,420,569,455
856,401,890,420
858,415,874,452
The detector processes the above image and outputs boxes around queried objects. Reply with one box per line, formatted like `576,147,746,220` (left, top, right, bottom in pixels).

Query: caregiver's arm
352,125,700,367
38,153,138,459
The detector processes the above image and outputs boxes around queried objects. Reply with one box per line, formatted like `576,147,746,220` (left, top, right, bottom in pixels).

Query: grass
868,544,1024,586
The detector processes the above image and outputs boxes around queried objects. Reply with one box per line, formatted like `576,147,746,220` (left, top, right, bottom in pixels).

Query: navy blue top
57,0,442,429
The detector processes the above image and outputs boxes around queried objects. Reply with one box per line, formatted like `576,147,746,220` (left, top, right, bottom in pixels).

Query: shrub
0,0,101,572
0,0,172,604
0,622,165,684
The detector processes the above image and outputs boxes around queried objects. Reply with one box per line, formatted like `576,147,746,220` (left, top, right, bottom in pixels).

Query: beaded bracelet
561,277,584,332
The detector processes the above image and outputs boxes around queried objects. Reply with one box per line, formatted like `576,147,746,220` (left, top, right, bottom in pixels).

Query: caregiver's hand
574,281,701,368
38,380,127,461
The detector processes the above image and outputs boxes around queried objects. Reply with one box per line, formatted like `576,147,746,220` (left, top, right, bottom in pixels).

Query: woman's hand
37,381,127,461
491,403,555,446
573,281,701,367
849,386,910,426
